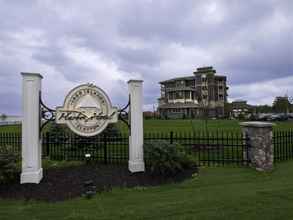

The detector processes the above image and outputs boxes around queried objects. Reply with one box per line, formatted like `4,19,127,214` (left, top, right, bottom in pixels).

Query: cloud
230,75,293,105
0,0,292,114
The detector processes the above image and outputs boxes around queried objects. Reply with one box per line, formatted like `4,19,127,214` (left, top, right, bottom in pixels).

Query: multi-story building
231,100,255,119
158,66,228,119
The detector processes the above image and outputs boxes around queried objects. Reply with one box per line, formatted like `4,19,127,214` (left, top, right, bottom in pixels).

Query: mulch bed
0,164,197,202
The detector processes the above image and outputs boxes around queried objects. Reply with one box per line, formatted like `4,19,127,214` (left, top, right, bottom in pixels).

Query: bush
0,146,19,184
101,124,121,137
144,140,196,177
237,113,246,121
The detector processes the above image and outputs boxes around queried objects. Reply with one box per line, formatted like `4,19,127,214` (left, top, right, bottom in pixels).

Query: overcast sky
0,0,292,115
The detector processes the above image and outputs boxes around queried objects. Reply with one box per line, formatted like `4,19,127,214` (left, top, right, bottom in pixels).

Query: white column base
128,160,145,173
20,168,43,184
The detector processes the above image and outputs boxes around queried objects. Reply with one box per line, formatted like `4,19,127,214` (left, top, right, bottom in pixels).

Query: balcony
165,86,195,92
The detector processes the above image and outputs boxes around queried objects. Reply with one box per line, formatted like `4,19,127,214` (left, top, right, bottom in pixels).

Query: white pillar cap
21,72,43,79
128,79,143,84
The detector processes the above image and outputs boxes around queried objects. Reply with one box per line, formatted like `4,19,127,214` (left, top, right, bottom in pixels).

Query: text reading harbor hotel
158,66,228,119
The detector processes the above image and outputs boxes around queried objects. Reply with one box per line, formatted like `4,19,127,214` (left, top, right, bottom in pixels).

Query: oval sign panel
56,83,118,136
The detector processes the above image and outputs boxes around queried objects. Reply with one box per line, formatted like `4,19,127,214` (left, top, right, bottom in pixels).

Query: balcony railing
165,86,195,92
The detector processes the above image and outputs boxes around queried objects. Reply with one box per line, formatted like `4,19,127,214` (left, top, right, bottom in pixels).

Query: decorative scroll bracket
39,93,130,133
40,92,56,132
118,95,131,132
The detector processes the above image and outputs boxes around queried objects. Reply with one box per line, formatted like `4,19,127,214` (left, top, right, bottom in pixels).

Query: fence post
240,122,275,172
103,133,108,164
45,133,50,157
170,131,173,144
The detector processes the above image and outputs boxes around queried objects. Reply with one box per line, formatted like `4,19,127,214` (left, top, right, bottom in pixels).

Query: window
175,91,183,99
184,91,189,99
176,81,184,87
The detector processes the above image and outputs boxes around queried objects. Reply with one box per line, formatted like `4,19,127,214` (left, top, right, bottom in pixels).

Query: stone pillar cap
240,121,275,128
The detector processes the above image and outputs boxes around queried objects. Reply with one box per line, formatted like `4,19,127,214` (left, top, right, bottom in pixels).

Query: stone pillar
240,121,274,172
128,80,145,172
20,73,43,184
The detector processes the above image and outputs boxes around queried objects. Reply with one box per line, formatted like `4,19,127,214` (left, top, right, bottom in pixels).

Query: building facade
158,66,228,119
231,100,255,119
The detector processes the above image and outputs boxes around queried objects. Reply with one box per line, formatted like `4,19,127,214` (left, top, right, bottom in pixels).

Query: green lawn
117,119,293,133
1,119,293,134
1,161,293,219
0,124,20,133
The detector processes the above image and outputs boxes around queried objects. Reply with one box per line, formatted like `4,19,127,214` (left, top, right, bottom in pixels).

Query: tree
273,97,291,113
255,105,273,114
0,114,7,121
224,103,232,118
289,97,293,112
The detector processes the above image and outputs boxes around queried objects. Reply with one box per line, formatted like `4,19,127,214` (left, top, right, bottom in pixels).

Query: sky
0,0,292,115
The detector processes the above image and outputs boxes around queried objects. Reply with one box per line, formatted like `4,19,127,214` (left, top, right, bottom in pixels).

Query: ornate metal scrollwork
40,94,56,131
39,93,130,132
118,96,130,131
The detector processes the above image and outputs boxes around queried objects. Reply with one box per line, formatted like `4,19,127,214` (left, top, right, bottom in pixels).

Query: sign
56,83,118,136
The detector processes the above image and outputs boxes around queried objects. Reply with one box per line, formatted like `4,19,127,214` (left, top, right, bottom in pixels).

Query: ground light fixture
85,153,91,164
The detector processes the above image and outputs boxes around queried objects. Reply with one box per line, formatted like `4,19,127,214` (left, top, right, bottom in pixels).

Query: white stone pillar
20,72,43,184
128,80,145,172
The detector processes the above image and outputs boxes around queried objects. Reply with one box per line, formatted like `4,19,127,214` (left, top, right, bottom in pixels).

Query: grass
100,119,293,133
1,120,293,219
1,161,293,219
0,124,20,133
1,119,293,134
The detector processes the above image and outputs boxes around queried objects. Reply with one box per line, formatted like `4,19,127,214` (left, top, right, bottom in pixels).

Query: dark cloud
0,92,21,115
0,0,292,114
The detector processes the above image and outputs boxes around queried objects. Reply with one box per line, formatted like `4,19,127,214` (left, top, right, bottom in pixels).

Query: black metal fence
273,130,293,161
0,131,251,166
145,131,249,166
0,132,21,154
42,133,129,164
1,130,293,166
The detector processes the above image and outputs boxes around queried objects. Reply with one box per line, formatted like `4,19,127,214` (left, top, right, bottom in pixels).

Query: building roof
159,76,194,84
214,75,227,79
159,66,227,84
232,100,247,103
195,66,216,74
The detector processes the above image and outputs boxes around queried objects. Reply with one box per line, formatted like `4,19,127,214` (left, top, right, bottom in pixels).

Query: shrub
0,146,19,184
45,122,121,152
237,113,246,121
144,140,196,177
101,124,121,137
